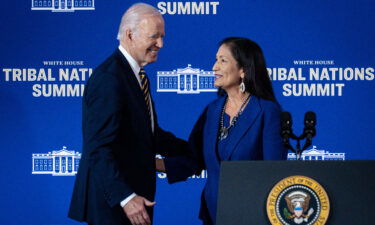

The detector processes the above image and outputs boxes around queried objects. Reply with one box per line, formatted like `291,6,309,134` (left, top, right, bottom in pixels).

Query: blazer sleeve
154,125,189,157
164,107,207,183
262,102,288,160
84,72,133,207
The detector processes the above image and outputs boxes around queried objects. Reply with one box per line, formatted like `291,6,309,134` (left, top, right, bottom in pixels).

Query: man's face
128,16,165,66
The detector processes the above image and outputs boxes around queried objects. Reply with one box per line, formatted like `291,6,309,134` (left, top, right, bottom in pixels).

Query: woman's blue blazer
165,95,287,224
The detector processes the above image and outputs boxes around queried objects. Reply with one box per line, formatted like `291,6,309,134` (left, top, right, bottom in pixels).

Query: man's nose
156,37,163,48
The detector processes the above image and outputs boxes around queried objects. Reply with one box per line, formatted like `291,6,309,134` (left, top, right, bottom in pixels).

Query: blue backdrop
1,0,374,224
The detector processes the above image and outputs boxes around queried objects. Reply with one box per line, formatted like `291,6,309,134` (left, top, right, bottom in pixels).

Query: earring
240,79,245,93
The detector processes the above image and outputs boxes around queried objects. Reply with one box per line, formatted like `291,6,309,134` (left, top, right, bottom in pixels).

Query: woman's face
212,44,244,91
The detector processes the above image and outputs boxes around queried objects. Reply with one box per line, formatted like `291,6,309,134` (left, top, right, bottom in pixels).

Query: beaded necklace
218,94,251,141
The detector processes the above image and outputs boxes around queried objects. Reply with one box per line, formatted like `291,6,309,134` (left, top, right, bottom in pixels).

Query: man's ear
125,29,133,41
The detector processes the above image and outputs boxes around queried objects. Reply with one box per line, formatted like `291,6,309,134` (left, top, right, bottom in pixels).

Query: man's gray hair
117,3,162,40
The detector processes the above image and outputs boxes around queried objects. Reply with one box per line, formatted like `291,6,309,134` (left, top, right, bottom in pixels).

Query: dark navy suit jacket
165,95,287,224
68,49,187,225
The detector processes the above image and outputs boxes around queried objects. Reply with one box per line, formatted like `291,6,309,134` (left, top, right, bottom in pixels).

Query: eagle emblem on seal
284,191,314,224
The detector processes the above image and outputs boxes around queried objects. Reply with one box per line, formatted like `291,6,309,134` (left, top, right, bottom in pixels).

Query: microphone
301,111,316,150
280,111,317,159
281,112,295,140
303,111,316,139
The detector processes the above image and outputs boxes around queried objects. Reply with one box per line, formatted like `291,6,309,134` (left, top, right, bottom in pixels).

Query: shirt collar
118,45,140,75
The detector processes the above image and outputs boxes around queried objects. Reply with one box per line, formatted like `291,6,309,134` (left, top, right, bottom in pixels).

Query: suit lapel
114,49,153,132
220,96,261,160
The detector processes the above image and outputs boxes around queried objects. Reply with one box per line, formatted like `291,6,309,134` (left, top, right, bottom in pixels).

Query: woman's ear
240,68,245,79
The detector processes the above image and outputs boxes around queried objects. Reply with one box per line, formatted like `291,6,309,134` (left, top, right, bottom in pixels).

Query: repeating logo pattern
157,64,216,94
31,0,95,12
287,145,345,160
32,146,81,176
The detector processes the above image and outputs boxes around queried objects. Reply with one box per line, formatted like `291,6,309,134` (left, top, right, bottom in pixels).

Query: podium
216,161,375,225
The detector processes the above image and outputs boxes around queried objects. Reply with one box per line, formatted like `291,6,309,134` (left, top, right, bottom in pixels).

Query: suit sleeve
262,102,288,160
163,107,207,183
84,72,133,207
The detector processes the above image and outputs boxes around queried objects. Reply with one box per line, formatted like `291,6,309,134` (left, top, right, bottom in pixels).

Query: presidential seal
266,176,330,225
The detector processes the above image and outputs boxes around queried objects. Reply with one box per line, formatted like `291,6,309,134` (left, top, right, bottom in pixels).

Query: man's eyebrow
150,33,164,37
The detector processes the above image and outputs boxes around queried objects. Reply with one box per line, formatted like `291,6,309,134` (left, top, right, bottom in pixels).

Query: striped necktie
139,68,151,117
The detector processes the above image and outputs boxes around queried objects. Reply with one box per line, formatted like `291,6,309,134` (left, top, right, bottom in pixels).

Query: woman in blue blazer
158,37,287,225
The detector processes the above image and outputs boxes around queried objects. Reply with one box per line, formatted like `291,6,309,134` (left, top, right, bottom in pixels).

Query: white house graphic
32,146,81,176
287,145,345,160
31,0,95,12
157,64,216,94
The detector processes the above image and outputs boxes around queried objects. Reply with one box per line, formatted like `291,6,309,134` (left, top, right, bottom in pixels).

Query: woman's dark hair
217,37,276,102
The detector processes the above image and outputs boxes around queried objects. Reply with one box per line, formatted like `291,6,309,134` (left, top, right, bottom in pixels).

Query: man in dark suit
68,3,187,225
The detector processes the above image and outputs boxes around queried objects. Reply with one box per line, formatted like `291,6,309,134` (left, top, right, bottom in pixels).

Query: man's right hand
123,196,156,225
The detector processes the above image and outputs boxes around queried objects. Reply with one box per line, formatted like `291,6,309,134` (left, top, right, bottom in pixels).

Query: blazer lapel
220,96,261,160
205,96,226,163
